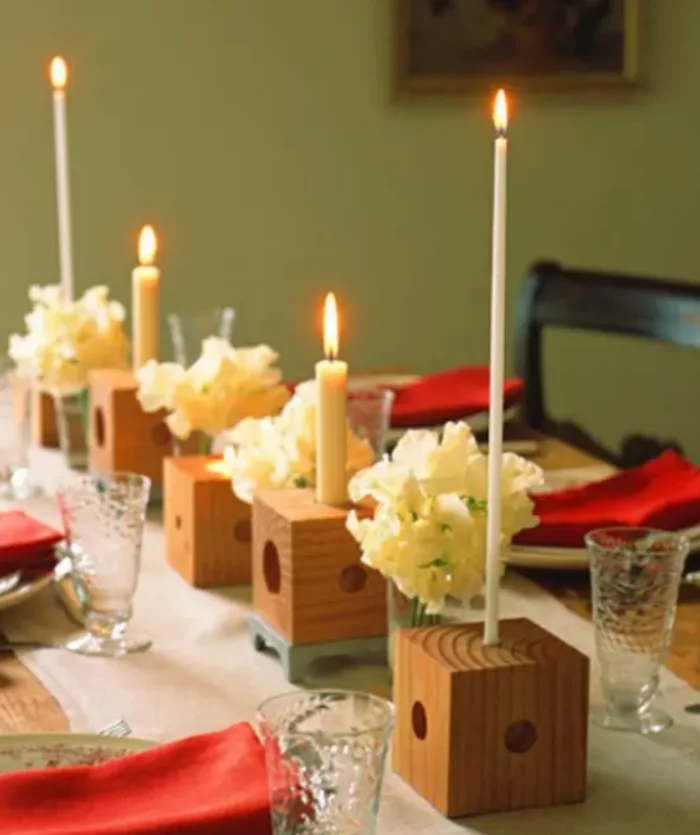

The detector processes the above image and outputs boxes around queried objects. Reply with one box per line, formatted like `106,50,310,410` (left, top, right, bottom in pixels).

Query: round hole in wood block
234,519,251,543
175,515,182,530
263,541,281,594
94,407,106,448
151,421,171,447
338,564,367,593
412,701,427,740
504,719,537,754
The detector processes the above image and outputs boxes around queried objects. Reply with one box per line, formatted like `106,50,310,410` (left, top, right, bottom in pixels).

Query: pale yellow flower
135,338,290,440
225,386,374,504
346,421,544,613
9,284,129,393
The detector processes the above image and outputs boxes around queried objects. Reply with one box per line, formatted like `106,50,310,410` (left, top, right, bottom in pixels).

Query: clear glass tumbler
347,386,395,461
0,357,36,499
586,527,688,733
258,689,394,835
167,307,235,366
56,472,152,657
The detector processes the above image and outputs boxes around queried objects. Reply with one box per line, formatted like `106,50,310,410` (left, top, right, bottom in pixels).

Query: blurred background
0,0,697,458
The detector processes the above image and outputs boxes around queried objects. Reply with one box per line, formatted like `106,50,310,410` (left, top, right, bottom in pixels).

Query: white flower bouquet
9,285,129,393
346,421,544,624
225,381,374,503
136,337,289,445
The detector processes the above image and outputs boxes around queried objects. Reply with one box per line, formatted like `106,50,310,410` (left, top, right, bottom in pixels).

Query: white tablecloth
2,453,700,835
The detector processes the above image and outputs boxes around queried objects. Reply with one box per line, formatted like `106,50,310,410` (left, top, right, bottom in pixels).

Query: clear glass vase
167,308,235,366
387,583,444,669
172,432,213,457
0,360,37,498
52,389,89,470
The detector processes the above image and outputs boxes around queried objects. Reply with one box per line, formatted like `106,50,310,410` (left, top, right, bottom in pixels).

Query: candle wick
495,127,507,139
326,349,337,362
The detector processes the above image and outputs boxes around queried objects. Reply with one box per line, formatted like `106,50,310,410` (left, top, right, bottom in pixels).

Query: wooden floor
0,433,698,733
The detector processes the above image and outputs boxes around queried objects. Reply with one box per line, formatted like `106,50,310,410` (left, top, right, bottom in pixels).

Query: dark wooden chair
513,260,700,467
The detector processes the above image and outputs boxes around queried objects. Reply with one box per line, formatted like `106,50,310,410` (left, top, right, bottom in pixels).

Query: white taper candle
484,90,508,647
315,292,348,505
132,225,160,370
50,57,74,301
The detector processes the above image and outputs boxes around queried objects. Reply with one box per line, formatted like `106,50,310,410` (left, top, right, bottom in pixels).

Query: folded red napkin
0,511,62,574
0,723,271,835
390,366,524,429
515,451,700,548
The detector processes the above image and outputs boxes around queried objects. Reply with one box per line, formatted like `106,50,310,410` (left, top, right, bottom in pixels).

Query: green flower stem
77,388,90,443
198,434,212,455
409,597,441,628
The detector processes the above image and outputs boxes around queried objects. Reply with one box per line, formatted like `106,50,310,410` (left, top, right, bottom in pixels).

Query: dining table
0,433,699,834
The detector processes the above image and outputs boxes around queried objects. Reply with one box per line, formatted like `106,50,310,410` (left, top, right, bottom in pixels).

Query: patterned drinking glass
586,527,688,734
167,307,235,366
258,690,394,835
56,472,152,657
347,386,395,461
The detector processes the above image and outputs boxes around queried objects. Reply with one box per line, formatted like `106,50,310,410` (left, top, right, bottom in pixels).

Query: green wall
1,0,698,458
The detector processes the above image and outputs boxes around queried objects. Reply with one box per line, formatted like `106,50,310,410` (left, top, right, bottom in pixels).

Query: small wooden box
87,369,197,488
164,455,252,588
32,389,59,448
252,489,386,645
393,619,589,818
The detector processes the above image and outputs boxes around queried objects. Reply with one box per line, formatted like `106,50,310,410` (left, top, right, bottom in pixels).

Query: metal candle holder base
249,613,387,683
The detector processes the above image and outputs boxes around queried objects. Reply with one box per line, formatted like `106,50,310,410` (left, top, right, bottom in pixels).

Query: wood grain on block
252,488,386,645
393,618,589,818
87,369,197,484
164,455,251,588
30,388,59,448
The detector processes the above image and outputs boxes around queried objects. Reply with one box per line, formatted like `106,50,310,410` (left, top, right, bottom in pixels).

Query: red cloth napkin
390,366,524,429
0,723,271,835
0,511,62,573
515,451,700,548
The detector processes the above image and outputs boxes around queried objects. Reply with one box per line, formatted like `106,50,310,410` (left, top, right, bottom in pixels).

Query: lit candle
50,57,74,300
315,292,348,505
484,89,508,647
132,225,160,370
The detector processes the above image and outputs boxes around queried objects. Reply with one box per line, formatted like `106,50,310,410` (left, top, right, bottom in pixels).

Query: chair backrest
513,261,700,462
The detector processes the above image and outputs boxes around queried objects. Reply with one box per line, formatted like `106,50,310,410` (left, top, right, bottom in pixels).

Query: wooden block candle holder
31,388,60,448
393,619,589,819
164,455,252,588
87,369,198,498
250,488,387,682
10,379,58,448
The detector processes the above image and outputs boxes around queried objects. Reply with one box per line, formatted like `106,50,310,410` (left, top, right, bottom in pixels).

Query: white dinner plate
0,733,156,773
507,466,700,570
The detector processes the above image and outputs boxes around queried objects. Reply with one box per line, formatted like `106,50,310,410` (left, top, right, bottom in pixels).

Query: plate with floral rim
0,571,54,612
508,465,700,570
0,733,156,772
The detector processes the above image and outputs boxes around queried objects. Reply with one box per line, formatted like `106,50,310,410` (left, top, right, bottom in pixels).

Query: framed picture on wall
394,0,640,98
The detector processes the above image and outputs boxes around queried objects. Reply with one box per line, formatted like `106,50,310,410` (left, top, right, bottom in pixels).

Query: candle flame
50,56,68,90
323,292,339,360
493,89,508,135
138,225,157,266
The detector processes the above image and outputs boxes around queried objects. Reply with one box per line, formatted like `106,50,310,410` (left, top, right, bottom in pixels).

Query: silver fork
97,719,132,738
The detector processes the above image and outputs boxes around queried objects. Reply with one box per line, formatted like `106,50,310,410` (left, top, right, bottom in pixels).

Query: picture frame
394,0,641,99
